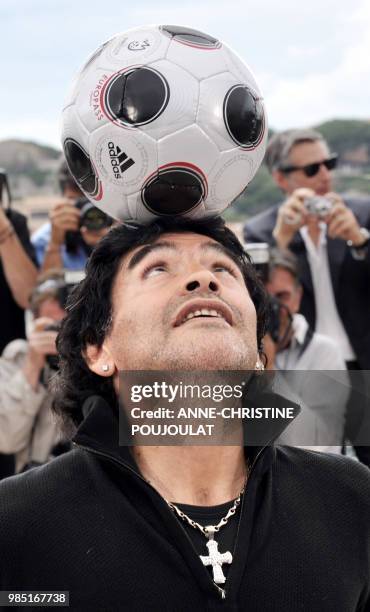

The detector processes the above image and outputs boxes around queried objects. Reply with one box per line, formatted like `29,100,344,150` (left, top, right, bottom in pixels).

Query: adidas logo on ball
108,141,135,179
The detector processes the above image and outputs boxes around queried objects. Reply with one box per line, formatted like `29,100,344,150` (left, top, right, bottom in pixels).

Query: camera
79,199,113,231
32,271,85,371
244,242,293,345
304,196,332,217
44,322,62,370
266,296,283,344
65,198,113,255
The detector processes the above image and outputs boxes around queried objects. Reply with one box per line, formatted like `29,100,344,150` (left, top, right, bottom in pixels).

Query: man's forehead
137,231,219,249
122,232,226,269
270,266,295,284
289,139,329,163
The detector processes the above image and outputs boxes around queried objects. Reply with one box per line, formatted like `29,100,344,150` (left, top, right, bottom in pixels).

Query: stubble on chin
149,336,256,372
109,314,257,372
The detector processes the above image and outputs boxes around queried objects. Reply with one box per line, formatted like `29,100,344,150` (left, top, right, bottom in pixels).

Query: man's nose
184,269,220,294
318,162,331,180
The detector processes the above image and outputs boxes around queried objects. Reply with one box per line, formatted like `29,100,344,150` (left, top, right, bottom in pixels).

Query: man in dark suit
243,129,370,464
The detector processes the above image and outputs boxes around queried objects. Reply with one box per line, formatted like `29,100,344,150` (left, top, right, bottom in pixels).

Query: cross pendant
200,526,233,585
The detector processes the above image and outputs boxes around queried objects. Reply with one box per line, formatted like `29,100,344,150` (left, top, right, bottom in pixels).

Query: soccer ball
61,25,267,223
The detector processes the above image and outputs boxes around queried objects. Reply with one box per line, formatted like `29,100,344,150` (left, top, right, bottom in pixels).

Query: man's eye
142,263,168,277
213,263,237,276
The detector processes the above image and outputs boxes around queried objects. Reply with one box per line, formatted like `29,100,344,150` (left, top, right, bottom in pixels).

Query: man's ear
84,343,115,377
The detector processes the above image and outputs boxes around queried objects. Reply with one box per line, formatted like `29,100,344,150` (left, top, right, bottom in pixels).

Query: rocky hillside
0,139,61,199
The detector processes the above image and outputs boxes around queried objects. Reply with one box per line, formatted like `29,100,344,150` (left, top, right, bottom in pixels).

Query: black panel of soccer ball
142,166,206,215
104,67,170,127
223,85,265,149
160,25,220,48
63,138,101,198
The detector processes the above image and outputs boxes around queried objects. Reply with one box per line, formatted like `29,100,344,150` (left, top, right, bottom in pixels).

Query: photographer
243,129,370,371
32,160,113,272
264,249,347,371
0,170,38,353
0,270,68,475
263,248,368,457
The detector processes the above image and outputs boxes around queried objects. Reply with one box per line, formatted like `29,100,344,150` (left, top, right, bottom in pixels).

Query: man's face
102,232,258,371
80,225,112,247
278,140,333,196
38,297,65,321
265,267,302,348
63,185,111,247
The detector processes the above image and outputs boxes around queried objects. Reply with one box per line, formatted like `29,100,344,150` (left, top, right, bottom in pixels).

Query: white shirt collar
299,222,327,255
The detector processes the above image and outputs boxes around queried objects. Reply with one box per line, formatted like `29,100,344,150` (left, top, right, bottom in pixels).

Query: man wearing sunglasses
244,129,370,466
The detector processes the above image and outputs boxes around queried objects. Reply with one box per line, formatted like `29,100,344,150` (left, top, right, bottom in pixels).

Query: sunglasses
280,154,338,178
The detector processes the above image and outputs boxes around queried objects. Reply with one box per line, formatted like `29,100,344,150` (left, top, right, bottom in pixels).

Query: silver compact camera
304,196,332,217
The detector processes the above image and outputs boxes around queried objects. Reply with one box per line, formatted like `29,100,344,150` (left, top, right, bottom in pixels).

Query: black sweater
0,396,369,611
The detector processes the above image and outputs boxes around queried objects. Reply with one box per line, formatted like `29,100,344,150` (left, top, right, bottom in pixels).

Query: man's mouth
182,308,227,325
174,301,233,327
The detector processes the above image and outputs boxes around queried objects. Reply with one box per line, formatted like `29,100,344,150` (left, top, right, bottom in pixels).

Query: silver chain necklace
166,479,246,585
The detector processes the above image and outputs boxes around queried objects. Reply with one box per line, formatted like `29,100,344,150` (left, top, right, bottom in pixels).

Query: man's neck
132,445,248,506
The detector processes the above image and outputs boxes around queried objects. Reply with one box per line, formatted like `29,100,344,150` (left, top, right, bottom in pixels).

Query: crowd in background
1,126,370,479
0,161,113,479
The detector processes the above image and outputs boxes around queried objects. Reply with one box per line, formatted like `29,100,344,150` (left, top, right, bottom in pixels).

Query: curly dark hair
52,216,269,430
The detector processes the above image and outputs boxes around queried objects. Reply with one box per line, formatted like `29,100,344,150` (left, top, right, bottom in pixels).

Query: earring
101,364,110,372
255,361,265,371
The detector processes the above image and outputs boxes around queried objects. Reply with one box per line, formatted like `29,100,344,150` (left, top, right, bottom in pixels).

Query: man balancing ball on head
0,216,369,610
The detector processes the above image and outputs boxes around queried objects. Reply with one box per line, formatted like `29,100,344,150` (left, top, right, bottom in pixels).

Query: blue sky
1,0,370,148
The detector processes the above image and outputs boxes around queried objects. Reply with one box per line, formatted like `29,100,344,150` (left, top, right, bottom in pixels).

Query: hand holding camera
324,194,364,244
274,187,364,248
49,199,81,247
273,188,313,248
49,198,113,249
22,318,59,390
27,318,59,367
